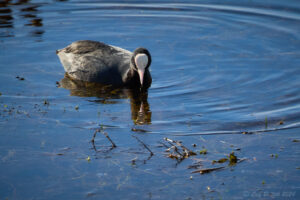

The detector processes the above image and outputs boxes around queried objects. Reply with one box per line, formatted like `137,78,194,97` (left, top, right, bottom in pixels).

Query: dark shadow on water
60,75,152,125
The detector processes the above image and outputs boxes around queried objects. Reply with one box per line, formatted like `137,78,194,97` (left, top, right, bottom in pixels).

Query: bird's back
57,40,132,85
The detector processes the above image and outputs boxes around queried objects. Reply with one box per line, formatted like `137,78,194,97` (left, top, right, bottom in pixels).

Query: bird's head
131,47,151,86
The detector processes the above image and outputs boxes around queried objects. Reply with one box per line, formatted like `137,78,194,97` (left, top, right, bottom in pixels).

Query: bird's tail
56,49,62,54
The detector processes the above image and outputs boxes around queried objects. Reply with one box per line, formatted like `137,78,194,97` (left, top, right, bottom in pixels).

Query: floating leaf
199,149,207,155
86,156,91,162
271,154,279,158
228,152,237,164
212,158,228,164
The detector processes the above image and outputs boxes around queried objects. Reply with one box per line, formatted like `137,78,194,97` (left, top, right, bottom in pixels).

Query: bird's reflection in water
59,75,151,125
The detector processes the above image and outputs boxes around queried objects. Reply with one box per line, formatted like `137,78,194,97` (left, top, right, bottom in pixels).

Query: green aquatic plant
270,154,278,158
86,156,91,162
212,158,228,164
228,152,238,165
199,148,207,155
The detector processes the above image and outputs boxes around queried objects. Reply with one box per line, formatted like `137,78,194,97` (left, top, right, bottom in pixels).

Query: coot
57,40,152,89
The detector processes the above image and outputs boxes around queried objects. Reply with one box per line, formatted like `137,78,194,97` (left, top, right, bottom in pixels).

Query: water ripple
1,0,300,134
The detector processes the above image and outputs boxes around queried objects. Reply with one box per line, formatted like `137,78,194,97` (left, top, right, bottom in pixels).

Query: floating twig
164,137,197,159
188,163,202,169
193,156,247,175
132,135,154,156
157,141,170,149
192,166,225,174
131,128,149,133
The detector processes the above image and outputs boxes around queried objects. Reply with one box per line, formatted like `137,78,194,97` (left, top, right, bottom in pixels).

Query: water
1,0,300,199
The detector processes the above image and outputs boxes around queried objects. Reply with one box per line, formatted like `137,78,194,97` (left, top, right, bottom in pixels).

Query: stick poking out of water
132,135,154,156
91,128,117,149
102,131,117,148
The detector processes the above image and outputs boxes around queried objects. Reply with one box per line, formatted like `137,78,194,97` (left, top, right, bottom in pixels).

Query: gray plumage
56,40,152,89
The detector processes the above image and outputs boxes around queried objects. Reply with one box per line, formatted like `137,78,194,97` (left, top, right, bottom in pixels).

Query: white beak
138,68,145,86
135,53,148,86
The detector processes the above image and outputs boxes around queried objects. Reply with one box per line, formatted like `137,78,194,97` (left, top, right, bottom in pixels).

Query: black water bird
56,40,152,89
